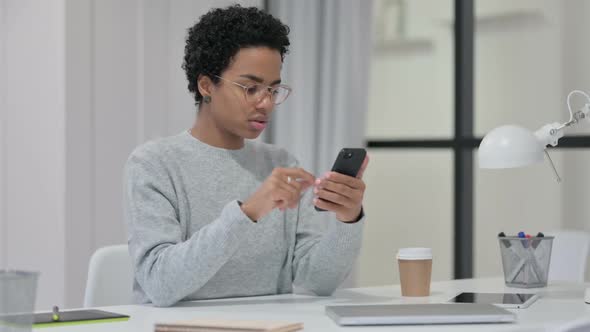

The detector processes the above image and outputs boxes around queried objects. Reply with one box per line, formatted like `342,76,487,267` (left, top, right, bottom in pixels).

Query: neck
191,108,245,150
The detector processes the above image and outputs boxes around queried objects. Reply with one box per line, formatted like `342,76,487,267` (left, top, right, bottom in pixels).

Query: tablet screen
448,292,536,305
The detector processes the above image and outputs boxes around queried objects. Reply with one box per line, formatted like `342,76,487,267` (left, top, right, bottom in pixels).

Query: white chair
552,318,590,332
547,230,590,282
83,244,134,307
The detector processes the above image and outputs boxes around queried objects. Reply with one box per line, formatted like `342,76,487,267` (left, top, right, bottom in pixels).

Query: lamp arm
533,90,590,148
531,91,590,183
534,122,564,147
567,90,590,124
533,123,564,183
575,102,590,123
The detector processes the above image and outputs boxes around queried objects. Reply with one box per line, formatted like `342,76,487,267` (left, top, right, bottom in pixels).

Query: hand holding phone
314,148,368,222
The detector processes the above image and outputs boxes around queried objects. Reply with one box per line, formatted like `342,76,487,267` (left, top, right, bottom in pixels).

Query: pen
518,231,529,248
498,232,511,248
532,232,544,249
52,305,60,322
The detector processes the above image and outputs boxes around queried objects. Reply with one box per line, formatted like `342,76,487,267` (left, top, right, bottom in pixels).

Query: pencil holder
498,236,554,288
0,270,39,332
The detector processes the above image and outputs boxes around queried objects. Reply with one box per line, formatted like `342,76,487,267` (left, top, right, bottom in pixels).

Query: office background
1,0,589,310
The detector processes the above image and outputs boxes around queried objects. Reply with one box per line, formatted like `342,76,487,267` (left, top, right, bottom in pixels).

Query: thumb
356,155,370,179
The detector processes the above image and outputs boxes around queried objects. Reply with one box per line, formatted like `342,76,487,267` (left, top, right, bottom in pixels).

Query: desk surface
39,277,590,331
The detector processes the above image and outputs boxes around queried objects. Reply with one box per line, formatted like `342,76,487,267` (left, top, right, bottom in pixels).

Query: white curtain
268,0,373,287
269,0,373,175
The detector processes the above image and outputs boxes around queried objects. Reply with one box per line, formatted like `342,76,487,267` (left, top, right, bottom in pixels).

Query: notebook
325,303,516,326
154,319,303,332
33,309,129,328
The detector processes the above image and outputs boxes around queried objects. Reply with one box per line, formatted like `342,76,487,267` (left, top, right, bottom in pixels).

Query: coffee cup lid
397,247,432,260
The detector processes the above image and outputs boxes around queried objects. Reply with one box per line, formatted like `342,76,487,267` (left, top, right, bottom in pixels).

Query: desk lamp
479,90,590,181
478,90,590,304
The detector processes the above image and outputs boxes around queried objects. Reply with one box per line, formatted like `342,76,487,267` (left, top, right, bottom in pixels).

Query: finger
356,155,370,179
273,194,291,211
289,198,300,209
273,198,287,211
281,179,306,200
315,187,353,207
280,198,296,210
271,181,294,201
274,176,298,194
280,184,300,209
275,181,301,208
317,180,355,199
313,197,346,214
273,168,307,192
284,168,315,188
323,172,365,190
283,176,304,192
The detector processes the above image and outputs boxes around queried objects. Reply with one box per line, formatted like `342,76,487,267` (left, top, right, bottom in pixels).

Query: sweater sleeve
123,153,256,307
284,155,366,295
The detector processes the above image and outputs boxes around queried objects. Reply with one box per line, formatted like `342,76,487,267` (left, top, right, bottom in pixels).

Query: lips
248,115,268,131
248,119,267,131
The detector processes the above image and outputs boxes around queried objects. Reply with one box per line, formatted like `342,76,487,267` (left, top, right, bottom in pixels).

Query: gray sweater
123,131,365,307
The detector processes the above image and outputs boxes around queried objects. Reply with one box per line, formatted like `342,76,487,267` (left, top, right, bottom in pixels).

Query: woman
124,5,369,307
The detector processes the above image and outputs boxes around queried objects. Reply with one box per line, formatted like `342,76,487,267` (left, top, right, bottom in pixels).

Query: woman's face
207,47,283,140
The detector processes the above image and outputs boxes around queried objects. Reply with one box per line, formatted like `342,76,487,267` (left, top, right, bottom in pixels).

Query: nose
255,91,275,111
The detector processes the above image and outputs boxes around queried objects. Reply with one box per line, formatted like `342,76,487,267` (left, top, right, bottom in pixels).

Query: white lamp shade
478,125,545,169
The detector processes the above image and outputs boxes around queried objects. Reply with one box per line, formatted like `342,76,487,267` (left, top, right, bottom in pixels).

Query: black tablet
447,292,539,309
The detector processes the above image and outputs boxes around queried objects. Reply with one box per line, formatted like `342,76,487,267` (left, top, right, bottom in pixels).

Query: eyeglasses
214,75,292,105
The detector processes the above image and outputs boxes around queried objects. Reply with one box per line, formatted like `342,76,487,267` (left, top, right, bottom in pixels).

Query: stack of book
154,318,304,332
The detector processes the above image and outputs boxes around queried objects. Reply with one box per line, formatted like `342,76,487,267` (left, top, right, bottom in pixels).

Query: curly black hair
182,5,290,105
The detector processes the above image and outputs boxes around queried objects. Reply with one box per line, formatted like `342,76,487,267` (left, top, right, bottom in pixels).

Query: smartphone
315,148,367,212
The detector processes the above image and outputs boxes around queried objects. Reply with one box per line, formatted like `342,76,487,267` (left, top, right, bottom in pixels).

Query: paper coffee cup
397,248,432,297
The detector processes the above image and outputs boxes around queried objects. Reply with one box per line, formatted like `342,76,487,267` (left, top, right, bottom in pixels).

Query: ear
197,74,214,98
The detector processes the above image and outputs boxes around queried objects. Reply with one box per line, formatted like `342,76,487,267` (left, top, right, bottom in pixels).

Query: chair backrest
547,230,590,282
83,244,134,307
553,318,590,332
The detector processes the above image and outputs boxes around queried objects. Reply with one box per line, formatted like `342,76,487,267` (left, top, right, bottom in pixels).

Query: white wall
64,0,94,311
562,0,590,232
2,0,67,308
561,0,590,279
1,0,261,310
0,0,6,270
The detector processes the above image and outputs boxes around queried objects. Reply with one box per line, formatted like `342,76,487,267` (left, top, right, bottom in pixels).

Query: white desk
40,277,590,331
